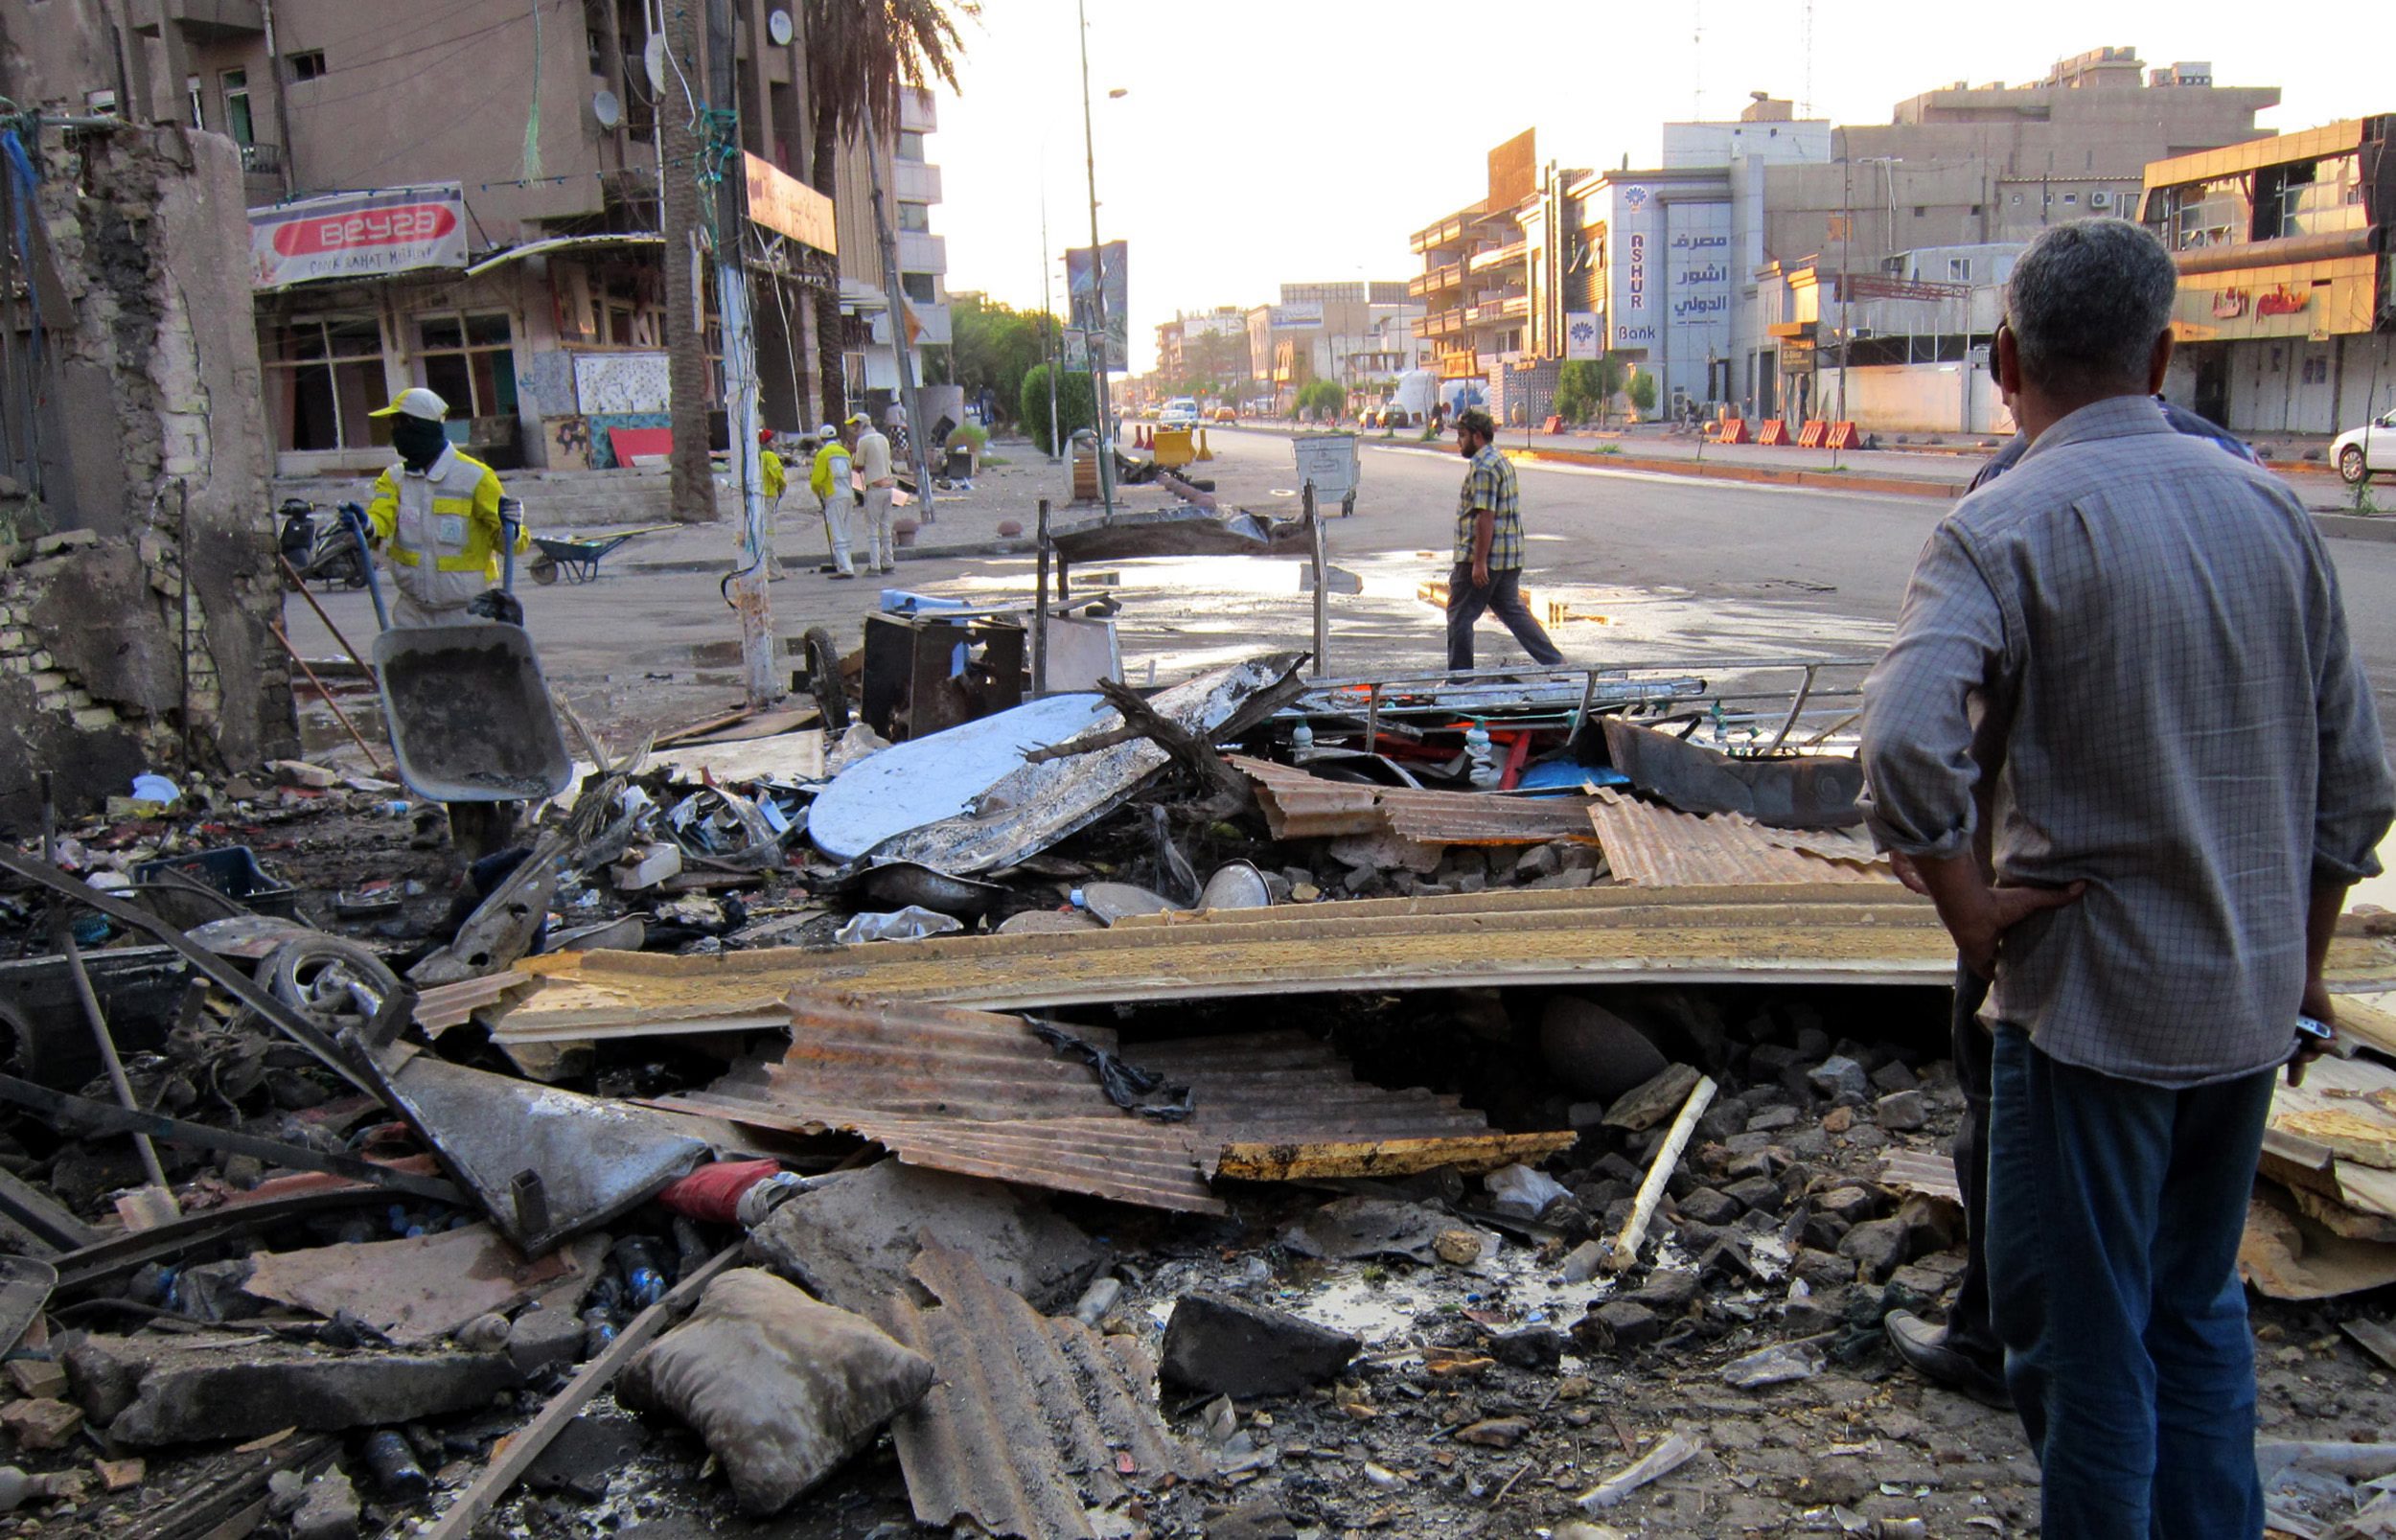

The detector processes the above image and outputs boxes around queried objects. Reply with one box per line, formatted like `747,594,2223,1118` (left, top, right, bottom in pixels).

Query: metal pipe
60,933,170,1193
1033,498,1050,699
1075,0,1115,517
275,553,377,671
266,621,392,780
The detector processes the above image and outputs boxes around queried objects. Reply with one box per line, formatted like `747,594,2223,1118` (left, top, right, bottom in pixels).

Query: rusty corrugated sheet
1233,755,1601,845
1589,791,1894,887
641,993,1569,1213
1878,1147,1962,1205
874,1239,1207,1539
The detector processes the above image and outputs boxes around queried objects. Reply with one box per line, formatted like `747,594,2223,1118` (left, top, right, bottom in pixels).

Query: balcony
899,91,937,134
1465,294,1529,326
893,159,942,205
134,0,263,37
1469,240,1528,273
1410,262,1463,299
1417,308,1465,338
896,231,946,275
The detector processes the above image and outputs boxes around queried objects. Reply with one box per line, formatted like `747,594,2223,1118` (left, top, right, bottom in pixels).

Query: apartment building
1246,283,1422,407
1155,308,1252,390
47,1,943,475
1410,131,1538,386
2142,116,2395,434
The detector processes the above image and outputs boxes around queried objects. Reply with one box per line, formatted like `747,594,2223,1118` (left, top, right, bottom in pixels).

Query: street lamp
1077,0,1117,516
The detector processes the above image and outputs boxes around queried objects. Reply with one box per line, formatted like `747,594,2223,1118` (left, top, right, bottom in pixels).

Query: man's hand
1470,560,1490,589
2290,976,2339,1086
1888,849,1928,896
1947,883,2085,979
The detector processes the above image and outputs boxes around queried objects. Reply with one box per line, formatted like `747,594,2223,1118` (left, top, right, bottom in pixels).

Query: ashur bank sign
249,184,469,290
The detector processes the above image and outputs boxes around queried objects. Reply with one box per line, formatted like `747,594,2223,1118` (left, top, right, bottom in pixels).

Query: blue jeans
1985,1022,2274,1540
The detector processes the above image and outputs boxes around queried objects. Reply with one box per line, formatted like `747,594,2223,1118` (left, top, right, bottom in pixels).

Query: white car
2337,409,2396,484
1158,398,1201,430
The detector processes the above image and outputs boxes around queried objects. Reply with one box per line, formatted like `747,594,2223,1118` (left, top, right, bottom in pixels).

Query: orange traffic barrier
1797,420,1828,448
1755,420,1787,446
1827,421,1860,449
1542,414,1563,434
1710,418,1749,445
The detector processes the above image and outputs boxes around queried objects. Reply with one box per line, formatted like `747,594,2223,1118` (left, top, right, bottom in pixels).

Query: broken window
263,316,386,454
416,311,519,421
289,50,328,82
221,70,254,146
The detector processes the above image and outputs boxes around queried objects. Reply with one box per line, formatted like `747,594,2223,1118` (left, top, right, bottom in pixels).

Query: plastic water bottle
1292,722,1315,753
1465,722,1502,789
612,1236,667,1308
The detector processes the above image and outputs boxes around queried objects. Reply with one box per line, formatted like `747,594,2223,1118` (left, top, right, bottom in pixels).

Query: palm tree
803,0,977,424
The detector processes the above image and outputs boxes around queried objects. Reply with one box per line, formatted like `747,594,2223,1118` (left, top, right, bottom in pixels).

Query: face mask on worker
391,416,449,472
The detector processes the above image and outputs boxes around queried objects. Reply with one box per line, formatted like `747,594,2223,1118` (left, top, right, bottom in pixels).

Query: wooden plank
421,1246,742,1540
2270,1054,2396,1170
1216,1130,1577,1182
2343,1317,2396,1372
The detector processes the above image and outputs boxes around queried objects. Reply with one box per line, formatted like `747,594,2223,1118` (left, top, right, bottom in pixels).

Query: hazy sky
929,1,2377,373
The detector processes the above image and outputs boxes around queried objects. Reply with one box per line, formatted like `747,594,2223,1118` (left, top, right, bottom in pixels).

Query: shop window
289,51,327,81
263,317,385,453
416,310,518,420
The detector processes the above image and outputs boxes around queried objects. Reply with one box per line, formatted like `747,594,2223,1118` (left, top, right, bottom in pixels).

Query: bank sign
249,185,468,290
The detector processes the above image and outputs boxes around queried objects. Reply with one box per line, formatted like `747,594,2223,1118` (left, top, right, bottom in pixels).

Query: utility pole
1041,184,1062,462
864,106,935,523
705,0,776,704
660,0,714,524
1076,0,1116,517
1834,129,1851,470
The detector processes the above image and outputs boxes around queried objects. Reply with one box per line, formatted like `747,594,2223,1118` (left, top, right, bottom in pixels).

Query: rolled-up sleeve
2305,537,2395,882
1859,524,2011,860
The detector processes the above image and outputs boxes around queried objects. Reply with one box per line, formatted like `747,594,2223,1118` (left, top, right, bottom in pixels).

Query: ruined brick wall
0,125,296,828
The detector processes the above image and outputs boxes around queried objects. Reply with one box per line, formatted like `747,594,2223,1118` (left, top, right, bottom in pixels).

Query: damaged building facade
0,15,297,824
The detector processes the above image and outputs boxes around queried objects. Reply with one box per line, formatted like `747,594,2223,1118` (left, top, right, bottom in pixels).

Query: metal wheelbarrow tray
374,623,574,802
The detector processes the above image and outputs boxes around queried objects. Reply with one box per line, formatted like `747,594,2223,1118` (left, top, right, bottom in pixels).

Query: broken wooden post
1033,497,1051,700
1603,1073,1717,1274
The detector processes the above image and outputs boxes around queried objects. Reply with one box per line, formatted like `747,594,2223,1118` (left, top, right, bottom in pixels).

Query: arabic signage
1564,311,1601,360
1268,302,1325,329
250,185,468,290
1066,240,1128,371
2173,268,2365,342
744,151,836,254
1665,201,1734,368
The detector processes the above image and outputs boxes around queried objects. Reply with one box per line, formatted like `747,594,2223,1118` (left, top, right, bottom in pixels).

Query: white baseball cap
817,424,840,440
369,386,449,422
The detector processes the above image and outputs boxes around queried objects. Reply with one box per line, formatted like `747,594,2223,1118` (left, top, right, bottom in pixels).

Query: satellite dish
768,9,794,46
592,88,623,129
643,34,667,93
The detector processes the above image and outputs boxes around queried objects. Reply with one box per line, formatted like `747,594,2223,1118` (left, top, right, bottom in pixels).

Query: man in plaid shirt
1446,407,1563,672
1860,218,2392,1538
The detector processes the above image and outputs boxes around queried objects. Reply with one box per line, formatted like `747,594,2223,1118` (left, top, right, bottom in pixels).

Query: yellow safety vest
810,442,853,503
365,446,524,610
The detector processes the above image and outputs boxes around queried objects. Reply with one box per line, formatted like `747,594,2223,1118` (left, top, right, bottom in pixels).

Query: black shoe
1883,1309,2011,1408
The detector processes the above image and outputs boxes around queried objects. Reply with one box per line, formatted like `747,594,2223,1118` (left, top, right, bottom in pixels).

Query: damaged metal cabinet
860,612,1025,743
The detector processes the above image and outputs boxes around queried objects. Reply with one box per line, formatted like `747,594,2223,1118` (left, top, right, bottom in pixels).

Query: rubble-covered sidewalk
8,644,2396,1540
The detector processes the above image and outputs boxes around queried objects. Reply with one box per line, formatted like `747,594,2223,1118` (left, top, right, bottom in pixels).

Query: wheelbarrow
527,524,675,584
348,507,574,803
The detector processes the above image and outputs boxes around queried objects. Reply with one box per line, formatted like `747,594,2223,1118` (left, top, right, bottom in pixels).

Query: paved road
280,425,2396,753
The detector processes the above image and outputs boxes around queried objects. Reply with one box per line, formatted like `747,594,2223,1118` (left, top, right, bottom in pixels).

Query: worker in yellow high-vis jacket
363,387,529,627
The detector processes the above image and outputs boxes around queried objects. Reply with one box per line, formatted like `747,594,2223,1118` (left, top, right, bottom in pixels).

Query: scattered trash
1577,1430,1704,1511
833,906,966,945
1721,1340,1826,1388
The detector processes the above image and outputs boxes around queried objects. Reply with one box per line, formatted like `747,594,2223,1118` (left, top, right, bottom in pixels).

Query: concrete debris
1602,1063,1705,1132
64,1333,518,1446
1161,1293,1361,1399
290,1465,361,1540
241,1222,595,1345
1279,1197,1455,1265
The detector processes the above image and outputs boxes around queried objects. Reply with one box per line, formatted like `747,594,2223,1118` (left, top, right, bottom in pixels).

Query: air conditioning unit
2089,189,2111,208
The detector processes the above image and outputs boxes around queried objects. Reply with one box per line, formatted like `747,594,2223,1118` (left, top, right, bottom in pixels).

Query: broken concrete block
507,1303,587,1377
1161,1293,1359,1398
1676,1186,1742,1226
1601,1063,1703,1133
271,760,340,789
291,1467,360,1540
1581,1299,1664,1349
1807,1055,1870,1103
1870,1058,1920,1093
1875,1089,1929,1131
747,1161,1099,1314
4,1360,67,1400
1456,1416,1531,1448
1560,1240,1607,1282
611,842,684,892
1836,1217,1913,1282
1540,998,1670,1102
1724,1175,1784,1213
1624,1269,1702,1313
0,1396,83,1450
1487,1326,1565,1370
66,1334,518,1447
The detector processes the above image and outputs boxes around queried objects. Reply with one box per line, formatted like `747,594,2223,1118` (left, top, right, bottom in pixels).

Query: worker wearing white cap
848,410,896,575
808,421,856,579
363,387,529,626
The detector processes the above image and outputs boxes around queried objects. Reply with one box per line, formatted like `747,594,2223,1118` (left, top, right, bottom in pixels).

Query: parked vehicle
278,498,369,589
1381,369,1437,428
1210,405,1237,423
1158,398,1201,430
2336,408,2396,484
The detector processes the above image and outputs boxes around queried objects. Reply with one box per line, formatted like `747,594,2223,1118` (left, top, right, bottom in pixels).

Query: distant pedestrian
1444,407,1563,674
1860,218,2393,1538
849,411,896,576
756,429,788,581
809,423,856,579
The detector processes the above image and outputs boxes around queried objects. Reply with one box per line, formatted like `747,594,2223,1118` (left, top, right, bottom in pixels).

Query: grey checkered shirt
1860,395,2394,1088
1454,445,1525,570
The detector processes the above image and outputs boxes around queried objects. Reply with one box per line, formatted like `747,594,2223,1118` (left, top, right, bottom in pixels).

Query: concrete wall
1817,360,2012,435
0,123,296,827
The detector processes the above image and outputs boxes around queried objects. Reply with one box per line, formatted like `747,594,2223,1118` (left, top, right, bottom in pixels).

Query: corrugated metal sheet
1233,754,1602,844
1878,1147,1962,1205
642,993,1571,1214
1589,790,1894,887
873,1239,1207,1539
499,886,2396,1031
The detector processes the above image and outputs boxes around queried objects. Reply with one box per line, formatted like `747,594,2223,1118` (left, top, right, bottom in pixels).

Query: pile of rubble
6,646,2396,1539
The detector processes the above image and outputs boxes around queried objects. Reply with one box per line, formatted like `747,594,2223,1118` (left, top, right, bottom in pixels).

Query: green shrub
1295,379,1346,420
948,421,989,455
1627,372,1659,416
1019,365,1096,456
